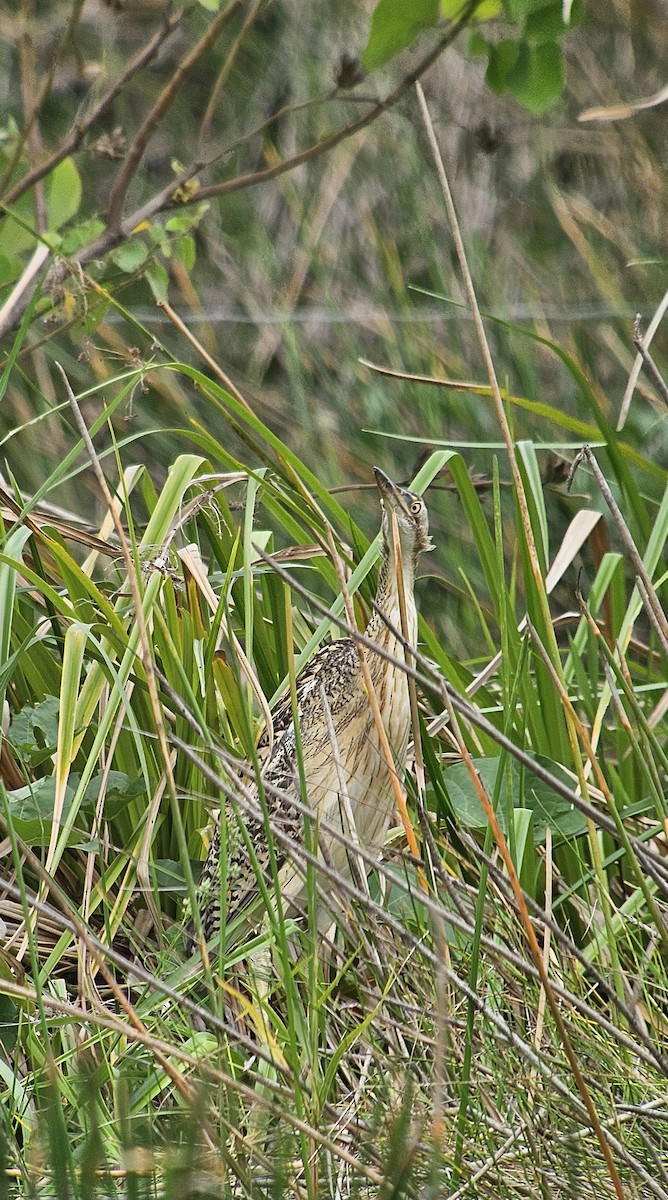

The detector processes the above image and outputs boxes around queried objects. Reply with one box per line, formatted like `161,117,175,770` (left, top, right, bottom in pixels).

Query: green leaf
524,0,569,39
0,252,21,285
485,39,520,92
443,755,588,844
174,234,196,271
145,260,169,303
504,0,554,18
9,696,60,763
468,30,489,54
442,0,501,16
505,40,563,113
149,223,171,256
46,157,82,231
362,0,439,71
59,218,105,255
4,776,85,846
84,770,146,819
165,209,205,234
110,240,149,273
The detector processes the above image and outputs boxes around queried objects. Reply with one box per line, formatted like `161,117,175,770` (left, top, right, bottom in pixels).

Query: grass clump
0,318,667,1198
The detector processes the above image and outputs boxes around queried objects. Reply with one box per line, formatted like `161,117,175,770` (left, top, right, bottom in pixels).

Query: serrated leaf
46,157,82,231
362,0,439,71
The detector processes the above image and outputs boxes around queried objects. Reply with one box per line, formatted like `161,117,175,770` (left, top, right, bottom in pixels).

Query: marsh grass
1,11,668,1188
1,310,668,1196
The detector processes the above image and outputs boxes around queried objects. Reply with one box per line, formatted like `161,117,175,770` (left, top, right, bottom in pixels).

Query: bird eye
410,500,422,514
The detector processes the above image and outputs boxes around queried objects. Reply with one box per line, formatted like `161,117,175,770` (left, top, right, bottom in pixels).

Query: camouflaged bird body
196,471,429,945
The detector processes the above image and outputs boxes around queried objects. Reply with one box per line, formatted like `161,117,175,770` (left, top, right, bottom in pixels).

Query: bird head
373,467,434,560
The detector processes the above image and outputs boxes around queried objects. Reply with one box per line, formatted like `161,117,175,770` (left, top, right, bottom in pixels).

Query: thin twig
0,4,476,340
619,286,668,429
158,299,254,411
633,315,668,408
569,445,668,653
0,0,87,196
0,11,184,209
107,2,244,229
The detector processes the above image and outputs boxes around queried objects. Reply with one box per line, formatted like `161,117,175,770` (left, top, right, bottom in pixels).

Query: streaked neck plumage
365,537,418,655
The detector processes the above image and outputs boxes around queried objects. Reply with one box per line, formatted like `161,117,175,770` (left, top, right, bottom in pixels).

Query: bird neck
364,542,418,649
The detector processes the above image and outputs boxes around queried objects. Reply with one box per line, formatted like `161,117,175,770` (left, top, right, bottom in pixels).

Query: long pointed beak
373,466,408,512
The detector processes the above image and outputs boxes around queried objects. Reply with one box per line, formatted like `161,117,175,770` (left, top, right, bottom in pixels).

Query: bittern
196,468,432,943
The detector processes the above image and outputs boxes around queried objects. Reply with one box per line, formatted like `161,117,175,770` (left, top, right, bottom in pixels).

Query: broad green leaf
46,156,82,230
146,260,169,303
362,0,439,71
485,39,520,92
59,218,105,255
442,0,501,15
505,41,563,114
165,204,209,233
524,0,570,38
111,241,149,273
443,755,588,843
9,696,60,763
84,769,146,819
5,776,83,846
0,191,38,257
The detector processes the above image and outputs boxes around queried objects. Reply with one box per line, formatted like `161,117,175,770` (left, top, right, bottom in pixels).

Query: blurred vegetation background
1,0,666,655
1,1,668,1196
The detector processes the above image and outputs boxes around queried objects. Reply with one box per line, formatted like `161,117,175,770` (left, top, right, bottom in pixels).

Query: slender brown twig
633,315,668,409
0,10,184,209
107,2,245,229
0,4,476,341
0,0,87,196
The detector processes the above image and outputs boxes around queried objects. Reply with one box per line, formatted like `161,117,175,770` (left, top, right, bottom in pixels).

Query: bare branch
0,0,87,195
106,1,245,230
0,3,476,342
1,9,184,209
633,315,668,408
